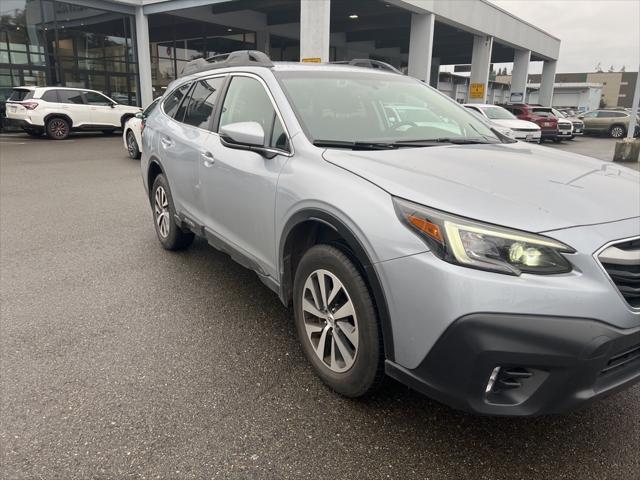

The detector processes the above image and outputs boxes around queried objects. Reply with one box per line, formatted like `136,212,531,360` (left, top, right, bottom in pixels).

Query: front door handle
160,136,174,149
201,151,215,167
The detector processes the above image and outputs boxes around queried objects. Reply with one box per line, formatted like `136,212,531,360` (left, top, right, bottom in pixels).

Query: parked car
141,51,640,417
578,109,640,138
123,98,160,159
5,86,141,140
552,108,584,138
463,103,541,143
524,105,573,142
464,107,518,140
499,103,559,141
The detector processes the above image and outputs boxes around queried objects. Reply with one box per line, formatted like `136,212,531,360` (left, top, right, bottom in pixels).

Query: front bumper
386,313,640,416
557,130,573,138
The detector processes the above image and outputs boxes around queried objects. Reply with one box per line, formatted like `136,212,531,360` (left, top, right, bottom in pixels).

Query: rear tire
293,244,384,398
609,125,626,138
46,117,70,140
126,130,141,159
150,174,194,251
552,137,563,143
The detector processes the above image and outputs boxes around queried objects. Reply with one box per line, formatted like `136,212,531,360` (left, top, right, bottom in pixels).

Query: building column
300,0,330,62
135,6,153,107
468,34,493,103
510,49,530,103
408,13,435,84
539,59,557,107
256,30,271,56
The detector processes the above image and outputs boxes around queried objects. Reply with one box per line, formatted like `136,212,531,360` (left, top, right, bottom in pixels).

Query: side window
597,111,613,118
142,98,160,117
84,91,112,106
41,90,59,102
163,83,191,119
183,77,225,129
219,76,287,150
511,108,523,115
611,112,627,118
582,111,597,118
58,90,85,104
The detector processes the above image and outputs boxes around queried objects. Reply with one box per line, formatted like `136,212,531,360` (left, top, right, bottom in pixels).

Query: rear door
57,89,91,126
580,111,599,131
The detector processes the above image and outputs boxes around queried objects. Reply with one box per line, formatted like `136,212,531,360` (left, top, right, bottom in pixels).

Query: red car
498,104,559,141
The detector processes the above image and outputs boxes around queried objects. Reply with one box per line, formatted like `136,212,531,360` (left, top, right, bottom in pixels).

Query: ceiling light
227,28,233,32
349,14,359,19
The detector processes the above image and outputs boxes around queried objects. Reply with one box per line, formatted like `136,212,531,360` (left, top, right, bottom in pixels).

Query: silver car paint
142,64,640,373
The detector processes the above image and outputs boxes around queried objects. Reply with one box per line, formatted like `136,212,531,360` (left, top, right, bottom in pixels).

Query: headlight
394,198,575,275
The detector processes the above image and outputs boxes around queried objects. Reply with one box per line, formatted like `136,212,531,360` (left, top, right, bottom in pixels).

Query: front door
199,74,291,280
83,90,119,127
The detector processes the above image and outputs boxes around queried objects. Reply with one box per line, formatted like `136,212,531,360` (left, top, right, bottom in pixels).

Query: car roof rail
330,59,403,75
181,50,274,77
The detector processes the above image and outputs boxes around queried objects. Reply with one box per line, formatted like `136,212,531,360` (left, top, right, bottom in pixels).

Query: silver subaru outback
141,51,640,416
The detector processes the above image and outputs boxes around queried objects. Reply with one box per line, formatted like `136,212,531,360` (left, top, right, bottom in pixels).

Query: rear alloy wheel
126,130,141,159
293,245,384,397
609,125,626,139
46,117,70,140
150,174,194,251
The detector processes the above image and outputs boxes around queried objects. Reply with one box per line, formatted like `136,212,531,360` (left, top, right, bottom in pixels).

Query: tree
608,65,615,72
595,62,603,72
620,65,626,72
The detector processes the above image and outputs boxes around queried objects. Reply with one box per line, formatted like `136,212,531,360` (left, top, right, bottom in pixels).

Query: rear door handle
201,151,215,167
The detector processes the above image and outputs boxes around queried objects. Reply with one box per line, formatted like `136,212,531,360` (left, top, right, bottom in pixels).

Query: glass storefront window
0,0,140,109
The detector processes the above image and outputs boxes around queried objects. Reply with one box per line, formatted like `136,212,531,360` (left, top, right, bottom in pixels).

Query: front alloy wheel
127,131,140,159
302,269,359,373
293,244,383,397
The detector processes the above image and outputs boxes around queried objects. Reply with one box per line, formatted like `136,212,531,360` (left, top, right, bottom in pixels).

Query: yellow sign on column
469,83,485,99
301,57,322,63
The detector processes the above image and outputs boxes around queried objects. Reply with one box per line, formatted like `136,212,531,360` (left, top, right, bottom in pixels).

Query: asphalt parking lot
1,133,639,480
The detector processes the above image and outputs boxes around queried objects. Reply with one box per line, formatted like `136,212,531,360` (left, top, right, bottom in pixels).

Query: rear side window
182,77,225,129
8,89,34,101
58,90,85,104
142,98,160,117
41,90,59,102
163,83,191,119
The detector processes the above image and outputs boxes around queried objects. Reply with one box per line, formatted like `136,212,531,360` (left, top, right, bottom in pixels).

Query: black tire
609,124,626,139
150,174,194,251
293,244,384,398
126,130,141,159
552,137,562,143
46,117,70,140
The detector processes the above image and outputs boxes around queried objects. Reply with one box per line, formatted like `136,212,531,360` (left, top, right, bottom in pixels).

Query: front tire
609,125,626,138
126,130,141,159
46,117,70,140
150,174,194,251
293,244,383,398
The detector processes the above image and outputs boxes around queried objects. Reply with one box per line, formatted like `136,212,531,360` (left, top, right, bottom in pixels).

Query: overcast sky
488,0,640,74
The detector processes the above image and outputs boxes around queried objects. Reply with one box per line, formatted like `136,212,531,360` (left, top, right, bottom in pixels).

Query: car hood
322,142,640,233
492,119,540,130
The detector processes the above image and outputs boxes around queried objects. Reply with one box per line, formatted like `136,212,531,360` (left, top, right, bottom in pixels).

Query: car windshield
551,108,566,118
479,106,516,120
276,70,500,145
532,108,554,118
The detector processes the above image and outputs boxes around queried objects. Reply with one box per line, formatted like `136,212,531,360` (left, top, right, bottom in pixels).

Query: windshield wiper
395,137,495,146
313,140,400,150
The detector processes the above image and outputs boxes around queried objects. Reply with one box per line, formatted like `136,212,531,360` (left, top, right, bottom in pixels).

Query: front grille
571,121,584,128
598,238,640,309
559,125,572,132
511,128,538,133
600,343,640,375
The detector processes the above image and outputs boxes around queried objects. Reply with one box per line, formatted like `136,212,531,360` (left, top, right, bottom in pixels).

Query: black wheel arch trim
279,208,395,361
44,113,73,129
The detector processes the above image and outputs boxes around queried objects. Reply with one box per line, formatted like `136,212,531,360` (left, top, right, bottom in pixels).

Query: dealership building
0,0,561,108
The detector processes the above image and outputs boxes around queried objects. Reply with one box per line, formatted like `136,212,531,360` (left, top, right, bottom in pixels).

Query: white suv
5,86,141,140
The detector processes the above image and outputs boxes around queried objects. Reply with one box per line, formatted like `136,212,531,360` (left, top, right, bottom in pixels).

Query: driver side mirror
135,112,143,119
220,121,275,158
